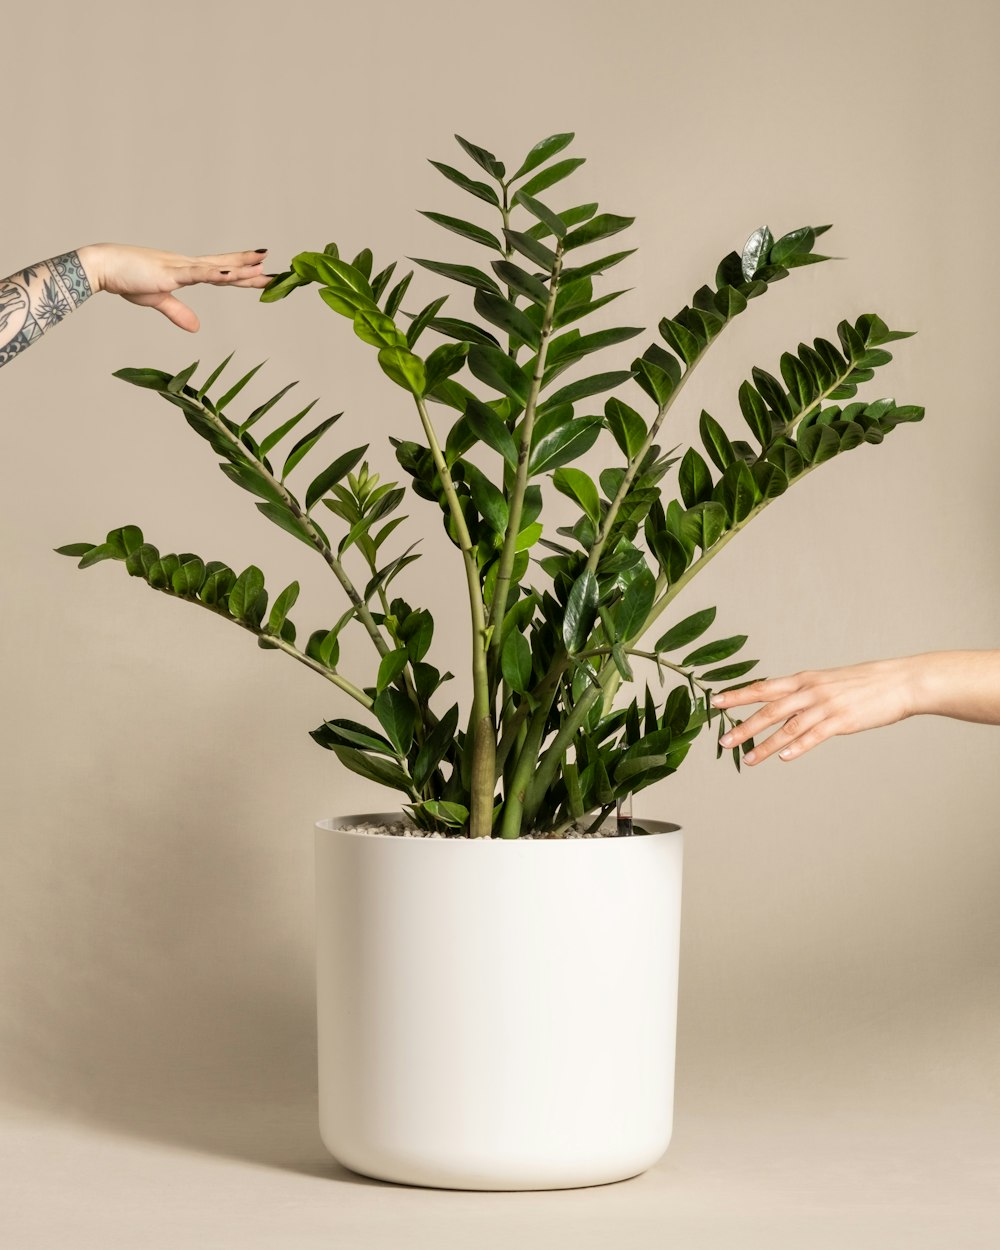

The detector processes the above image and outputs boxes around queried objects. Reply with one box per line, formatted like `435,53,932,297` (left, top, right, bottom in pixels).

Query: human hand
709,658,919,765
77,244,273,332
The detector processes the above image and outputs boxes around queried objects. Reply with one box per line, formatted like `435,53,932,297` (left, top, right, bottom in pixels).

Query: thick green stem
414,395,495,836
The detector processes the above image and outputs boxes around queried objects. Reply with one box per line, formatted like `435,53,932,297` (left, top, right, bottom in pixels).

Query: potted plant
58,132,923,1191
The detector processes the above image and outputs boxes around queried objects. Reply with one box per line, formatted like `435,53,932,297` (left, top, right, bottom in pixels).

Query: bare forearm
908,650,1000,724
0,249,94,367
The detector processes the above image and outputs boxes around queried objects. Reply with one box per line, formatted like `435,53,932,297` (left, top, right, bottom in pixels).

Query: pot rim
316,812,681,839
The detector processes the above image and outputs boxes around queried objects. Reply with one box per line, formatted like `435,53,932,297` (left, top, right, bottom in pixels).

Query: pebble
338,821,618,840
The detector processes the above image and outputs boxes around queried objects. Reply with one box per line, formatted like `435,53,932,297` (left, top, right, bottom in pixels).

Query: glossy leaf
282,413,343,478
553,467,601,525
468,345,531,406
520,157,586,197
563,569,599,653
654,607,717,653
306,445,368,512
682,635,747,667
501,629,533,693
420,211,502,251
473,289,541,349
699,410,736,472
410,257,501,295
605,397,647,459
679,447,713,508
512,132,575,181
429,160,500,206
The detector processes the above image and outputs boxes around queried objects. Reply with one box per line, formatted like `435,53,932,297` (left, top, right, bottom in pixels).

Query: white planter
314,813,683,1191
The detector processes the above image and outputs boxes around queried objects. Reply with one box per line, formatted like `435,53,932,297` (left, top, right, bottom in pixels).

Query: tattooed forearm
0,250,93,368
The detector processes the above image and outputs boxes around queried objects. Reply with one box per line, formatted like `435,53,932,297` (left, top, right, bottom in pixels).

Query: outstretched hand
78,243,272,332
710,659,917,765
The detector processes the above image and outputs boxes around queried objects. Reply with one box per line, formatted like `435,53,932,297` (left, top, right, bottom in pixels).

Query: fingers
226,272,275,288
178,249,269,287
727,707,830,766
712,674,805,711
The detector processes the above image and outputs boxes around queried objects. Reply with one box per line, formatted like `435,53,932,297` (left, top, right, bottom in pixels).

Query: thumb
135,291,201,333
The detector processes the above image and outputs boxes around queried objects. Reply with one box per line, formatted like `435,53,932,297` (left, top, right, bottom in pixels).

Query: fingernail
779,748,793,759
220,270,230,275
711,695,724,707
720,733,733,747
255,248,268,253
744,750,756,763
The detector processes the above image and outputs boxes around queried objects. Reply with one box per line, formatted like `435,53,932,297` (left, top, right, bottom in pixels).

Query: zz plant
60,132,923,838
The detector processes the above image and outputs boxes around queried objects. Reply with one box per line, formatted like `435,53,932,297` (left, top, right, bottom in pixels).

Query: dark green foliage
68,133,924,837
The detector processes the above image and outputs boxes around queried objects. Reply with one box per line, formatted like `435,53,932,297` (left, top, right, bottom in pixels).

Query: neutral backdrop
2,1,998,1246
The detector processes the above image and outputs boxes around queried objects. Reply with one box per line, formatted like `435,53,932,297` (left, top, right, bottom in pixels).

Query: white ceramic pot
314,813,683,1191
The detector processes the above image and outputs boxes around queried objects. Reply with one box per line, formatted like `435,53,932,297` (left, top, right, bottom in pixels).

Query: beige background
2,0,998,1245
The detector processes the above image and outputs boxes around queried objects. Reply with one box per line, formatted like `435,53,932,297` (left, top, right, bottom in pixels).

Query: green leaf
229,566,265,621
738,380,771,445
468,345,531,406
683,635,747,667
330,745,415,795
464,395,519,469
491,260,550,306
605,397,648,460
514,190,567,240
741,226,774,281
428,316,501,348
240,380,299,434
563,569,599,653
559,249,636,284
699,410,735,472
113,367,173,392
282,413,342,478
717,460,757,524
306,445,368,511
503,229,557,270
564,213,634,250
688,501,727,550
553,467,601,525
524,202,598,241
410,257,501,295
546,326,643,376
377,648,409,693
654,606,717,653
529,413,602,475
659,317,702,367
512,132,575,182
797,423,841,465
406,295,450,347
501,629,533,693
258,399,317,458
170,557,206,596
216,361,265,412
384,271,414,318
428,159,500,206
353,307,408,349
267,581,300,634
378,346,427,395
420,211,501,251
412,702,460,788
197,352,234,399
463,461,509,532
259,270,308,303
520,157,585,197
55,541,96,558
219,460,286,505
701,659,759,682
454,133,505,179
473,289,541,349
615,567,656,640
166,360,199,394
421,800,470,828
255,501,314,547
539,370,633,413
769,226,816,267
374,687,417,755
679,447,713,508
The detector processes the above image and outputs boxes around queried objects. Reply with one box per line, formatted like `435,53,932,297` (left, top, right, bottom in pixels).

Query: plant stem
413,394,495,837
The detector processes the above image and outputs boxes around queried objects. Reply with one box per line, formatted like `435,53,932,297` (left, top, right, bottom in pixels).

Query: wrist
75,243,108,294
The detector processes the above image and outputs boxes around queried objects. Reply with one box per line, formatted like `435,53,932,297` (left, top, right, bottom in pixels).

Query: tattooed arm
0,243,272,368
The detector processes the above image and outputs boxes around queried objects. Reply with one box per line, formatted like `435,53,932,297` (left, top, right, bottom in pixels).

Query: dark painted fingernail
220,270,230,275
255,248,268,253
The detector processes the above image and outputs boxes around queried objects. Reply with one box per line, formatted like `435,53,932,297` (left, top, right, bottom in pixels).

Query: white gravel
338,820,623,840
